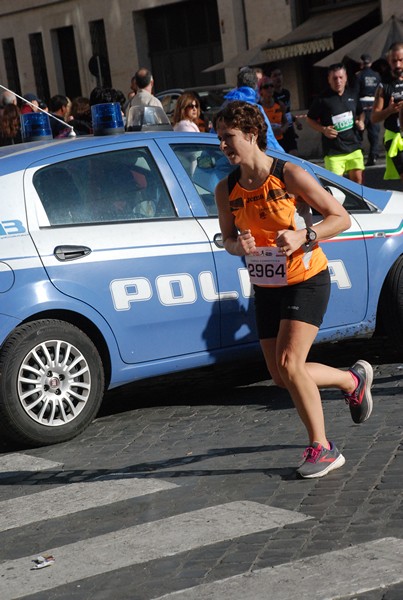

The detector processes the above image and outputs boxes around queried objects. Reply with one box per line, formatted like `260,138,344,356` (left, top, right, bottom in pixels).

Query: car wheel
379,257,403,346
0,319,105,447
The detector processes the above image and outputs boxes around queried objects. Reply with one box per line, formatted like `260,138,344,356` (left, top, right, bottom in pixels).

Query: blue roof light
20,112,52,142
91,103,124,136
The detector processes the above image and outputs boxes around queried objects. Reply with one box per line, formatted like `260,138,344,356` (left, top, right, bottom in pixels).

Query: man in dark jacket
371,42,403,184
48,95,71,138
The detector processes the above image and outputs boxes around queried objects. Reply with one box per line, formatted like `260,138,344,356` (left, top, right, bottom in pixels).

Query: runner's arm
215,178,255,256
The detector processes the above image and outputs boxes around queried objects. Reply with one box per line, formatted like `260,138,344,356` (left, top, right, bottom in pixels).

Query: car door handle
213,233,224,248
54,245,92,261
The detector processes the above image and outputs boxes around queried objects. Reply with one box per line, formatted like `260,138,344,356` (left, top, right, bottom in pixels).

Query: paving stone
2,338,403,600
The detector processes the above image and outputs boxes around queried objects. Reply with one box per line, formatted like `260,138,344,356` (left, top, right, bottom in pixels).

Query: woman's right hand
238,230,258,255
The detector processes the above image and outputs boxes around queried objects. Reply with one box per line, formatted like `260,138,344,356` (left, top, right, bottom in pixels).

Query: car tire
379,257,403,346
0,319,105,447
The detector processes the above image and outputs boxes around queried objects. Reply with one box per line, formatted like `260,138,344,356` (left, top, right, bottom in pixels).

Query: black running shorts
253,268,331,339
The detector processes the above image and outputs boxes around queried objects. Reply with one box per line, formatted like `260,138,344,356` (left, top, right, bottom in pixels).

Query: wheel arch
375,254,403,341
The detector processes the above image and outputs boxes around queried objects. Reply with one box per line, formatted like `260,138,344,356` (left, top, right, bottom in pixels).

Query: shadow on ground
98,336,403,417
1,336,401,454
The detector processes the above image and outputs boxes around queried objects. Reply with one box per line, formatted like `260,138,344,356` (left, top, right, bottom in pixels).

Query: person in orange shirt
214,100,374,478
259,77,288,141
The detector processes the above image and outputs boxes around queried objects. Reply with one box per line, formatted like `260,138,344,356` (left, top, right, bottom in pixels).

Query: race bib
332,111,354,132
245,248,287,286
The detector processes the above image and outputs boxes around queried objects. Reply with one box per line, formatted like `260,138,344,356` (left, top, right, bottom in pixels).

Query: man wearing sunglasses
259,77,288,142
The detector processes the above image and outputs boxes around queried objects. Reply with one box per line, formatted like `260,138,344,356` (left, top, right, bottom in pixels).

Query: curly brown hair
173,92,201,125
213,100,267,151
0,104,20,139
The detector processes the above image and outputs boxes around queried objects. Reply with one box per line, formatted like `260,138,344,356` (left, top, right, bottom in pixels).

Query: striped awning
261,2,378,62
203,2,379,72
314,15,403,67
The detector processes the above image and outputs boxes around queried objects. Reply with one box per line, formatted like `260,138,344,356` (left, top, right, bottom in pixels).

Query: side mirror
197,155,216,169
325,185,346,205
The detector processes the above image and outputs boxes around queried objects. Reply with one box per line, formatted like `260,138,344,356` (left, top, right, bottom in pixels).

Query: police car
0,108,402,447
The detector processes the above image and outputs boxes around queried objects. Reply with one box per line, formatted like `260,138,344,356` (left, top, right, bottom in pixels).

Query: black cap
24,93,39,103
360,54,371,64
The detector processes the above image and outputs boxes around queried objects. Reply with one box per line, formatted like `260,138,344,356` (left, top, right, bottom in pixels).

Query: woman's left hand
276,229,306,256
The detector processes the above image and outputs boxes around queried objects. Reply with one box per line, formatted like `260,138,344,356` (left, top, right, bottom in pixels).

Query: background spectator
48,94,71,138
124,76,137,112
0,91,17,118
89,87,126,113
269,66,302,156
69,96,92,135
223,66,283,152
125,68,165,120
173,93,201,132
0,103,22,146
371,42,403,184
259,76,288,141
354,53,381,166
21,93,40,114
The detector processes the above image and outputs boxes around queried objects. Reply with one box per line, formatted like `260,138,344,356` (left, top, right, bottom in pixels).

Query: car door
157,137,258,348
24,139,221,364
308,169,369,332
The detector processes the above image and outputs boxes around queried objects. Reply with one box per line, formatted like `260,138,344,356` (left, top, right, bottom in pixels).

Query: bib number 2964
246,248,287,286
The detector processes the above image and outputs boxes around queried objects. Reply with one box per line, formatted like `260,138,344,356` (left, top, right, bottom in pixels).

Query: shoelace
343,389,360,406
303,445,322,463
344,371,361,406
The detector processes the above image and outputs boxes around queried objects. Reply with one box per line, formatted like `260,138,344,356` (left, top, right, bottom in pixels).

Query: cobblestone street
1,337,403,599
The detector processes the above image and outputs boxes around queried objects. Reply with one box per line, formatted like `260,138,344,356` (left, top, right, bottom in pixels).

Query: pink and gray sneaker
343,359,373,424
297,441,345,478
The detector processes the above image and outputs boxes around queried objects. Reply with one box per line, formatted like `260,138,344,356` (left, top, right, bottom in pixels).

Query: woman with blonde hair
173,92,201,132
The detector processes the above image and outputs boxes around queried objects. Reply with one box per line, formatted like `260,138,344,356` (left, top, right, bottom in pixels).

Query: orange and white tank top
227,158,328,286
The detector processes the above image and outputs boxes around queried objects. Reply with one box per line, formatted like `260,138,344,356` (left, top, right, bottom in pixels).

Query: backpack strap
227,159,287,193
270,157,287,182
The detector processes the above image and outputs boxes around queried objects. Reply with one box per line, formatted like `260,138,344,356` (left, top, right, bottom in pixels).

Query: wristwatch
305,226,317,246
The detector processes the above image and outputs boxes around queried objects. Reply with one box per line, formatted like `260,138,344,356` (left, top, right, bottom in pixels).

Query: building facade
0,0,399,110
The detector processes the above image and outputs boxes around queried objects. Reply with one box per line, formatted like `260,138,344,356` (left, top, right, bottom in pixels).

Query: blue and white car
0,130,402,446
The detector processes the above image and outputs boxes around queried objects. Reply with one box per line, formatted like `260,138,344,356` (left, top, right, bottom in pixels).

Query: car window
318,176,374,213
33,147,177,226
197,89,230,112
171,143,235,216
158,93,180,119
